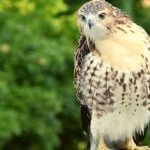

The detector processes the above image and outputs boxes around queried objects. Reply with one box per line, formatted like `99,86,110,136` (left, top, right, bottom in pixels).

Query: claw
119,138,149,150
97,136,109,150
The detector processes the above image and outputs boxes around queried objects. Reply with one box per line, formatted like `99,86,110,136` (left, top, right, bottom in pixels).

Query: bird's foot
97,145,109,150
120,138,150,150
97,137,109,150
133,146,150,150
121,145,150,150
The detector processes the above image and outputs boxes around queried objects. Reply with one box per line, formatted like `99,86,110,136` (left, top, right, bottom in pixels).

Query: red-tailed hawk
74,0,150,150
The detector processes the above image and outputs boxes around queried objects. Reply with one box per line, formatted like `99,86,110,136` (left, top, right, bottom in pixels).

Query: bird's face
78,10,109,41
77,0,123,41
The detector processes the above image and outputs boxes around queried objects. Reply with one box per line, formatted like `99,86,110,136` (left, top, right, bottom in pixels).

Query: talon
97,136,109,150
119,138,149,150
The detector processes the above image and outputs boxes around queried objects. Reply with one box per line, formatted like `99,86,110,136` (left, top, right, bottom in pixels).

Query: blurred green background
0,0,149,150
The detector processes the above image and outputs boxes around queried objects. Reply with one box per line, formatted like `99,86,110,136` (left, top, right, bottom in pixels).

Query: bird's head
77,0,129,41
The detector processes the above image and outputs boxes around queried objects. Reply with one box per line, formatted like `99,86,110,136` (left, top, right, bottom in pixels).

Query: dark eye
80,15,86,22
99,12,106,19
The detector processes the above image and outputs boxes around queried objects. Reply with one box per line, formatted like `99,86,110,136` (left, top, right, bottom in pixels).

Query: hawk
74,0,150,150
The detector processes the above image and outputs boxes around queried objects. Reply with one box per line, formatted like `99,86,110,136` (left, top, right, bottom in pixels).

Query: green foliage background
0,0,149,149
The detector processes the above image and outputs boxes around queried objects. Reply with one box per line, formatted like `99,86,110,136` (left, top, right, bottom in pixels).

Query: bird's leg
97,136,109,150
120,138,136,150
120,138,149,150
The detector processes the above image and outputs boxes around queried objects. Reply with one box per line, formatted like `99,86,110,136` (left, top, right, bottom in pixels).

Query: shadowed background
0,0,149,150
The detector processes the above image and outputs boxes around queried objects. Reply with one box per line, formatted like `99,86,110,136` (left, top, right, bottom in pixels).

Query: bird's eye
80,15,86,22
98,12,106,19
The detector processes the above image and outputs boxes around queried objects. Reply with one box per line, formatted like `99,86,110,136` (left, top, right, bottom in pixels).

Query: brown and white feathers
74,0,150,150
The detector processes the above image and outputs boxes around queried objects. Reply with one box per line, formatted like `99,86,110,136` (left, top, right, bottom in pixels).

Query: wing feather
74,35,91,149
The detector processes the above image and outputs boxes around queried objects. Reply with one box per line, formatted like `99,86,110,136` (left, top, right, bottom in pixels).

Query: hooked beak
88,19,94,29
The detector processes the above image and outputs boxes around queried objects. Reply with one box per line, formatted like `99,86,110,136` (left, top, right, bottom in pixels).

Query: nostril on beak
88,20,94,29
